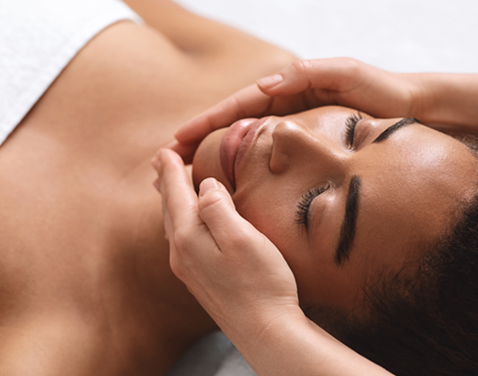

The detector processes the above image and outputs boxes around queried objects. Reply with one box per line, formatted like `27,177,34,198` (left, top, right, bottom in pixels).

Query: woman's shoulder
0,0,142,146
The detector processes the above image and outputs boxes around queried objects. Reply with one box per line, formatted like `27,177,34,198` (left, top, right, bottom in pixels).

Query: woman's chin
192,128,233,193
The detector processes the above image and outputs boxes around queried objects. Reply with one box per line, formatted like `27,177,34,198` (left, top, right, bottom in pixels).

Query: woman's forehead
348,124,477,274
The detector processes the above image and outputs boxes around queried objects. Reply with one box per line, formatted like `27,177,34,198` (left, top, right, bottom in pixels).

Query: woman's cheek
191,128,229,191
234,189,294,245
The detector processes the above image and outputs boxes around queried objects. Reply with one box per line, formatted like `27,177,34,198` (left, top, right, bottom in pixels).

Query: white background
176,0,478,72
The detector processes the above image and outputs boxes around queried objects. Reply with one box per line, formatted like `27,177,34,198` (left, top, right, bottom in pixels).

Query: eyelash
295,112,360,229
345,112,362,148
295,185,328,229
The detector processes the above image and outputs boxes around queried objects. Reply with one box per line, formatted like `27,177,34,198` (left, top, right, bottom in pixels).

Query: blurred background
176,0,478,72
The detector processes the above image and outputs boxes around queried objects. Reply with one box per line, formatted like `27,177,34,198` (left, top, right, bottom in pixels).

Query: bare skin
192,107,477,313
153,107,478,376
0,1,296,375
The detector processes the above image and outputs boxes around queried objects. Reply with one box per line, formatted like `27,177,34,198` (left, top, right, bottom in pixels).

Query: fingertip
163,141,184,161
156,148,167,167
199,178,232,198
170,142,198,165
259,60,311,94
198,179,235,218
174,115,206,143
174,123,192,143
151,156,160,170
257,74,283,91
199,177,219,197
156,147,165,160
214,179,230,193
159,148,181,163
155,149,186,181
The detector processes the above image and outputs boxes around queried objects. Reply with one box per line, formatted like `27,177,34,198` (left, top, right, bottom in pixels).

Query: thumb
198,178,262,252
257,58,366,97
256,60,313,95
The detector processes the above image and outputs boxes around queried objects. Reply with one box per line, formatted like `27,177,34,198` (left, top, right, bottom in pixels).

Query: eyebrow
335,176,361,266
334,117,419,266
372,117,419,144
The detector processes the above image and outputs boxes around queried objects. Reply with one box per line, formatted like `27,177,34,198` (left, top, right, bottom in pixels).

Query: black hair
341,191,478,375
303,134,478,375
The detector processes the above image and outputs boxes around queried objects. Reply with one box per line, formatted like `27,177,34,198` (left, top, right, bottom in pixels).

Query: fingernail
199,178,219,197
257,74,283,88
157,148,169,163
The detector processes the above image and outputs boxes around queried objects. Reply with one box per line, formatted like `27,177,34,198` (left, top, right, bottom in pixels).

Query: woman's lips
220,118,258,190
219,117,268,190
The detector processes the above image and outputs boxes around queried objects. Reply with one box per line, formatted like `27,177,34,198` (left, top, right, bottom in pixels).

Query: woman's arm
153,149,393,376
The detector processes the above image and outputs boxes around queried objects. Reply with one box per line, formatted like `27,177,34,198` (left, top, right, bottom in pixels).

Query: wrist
404,73,478,131
228,306,393,376
220,302,304,343
401,72,427,121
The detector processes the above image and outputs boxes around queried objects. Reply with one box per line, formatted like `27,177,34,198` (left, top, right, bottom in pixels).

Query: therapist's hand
153,150,395,376
171,58,421,162
152,149,300,336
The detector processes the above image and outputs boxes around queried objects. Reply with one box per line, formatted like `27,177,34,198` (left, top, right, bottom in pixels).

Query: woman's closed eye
295,185,329,230
295,112,361,231
345,112,362,149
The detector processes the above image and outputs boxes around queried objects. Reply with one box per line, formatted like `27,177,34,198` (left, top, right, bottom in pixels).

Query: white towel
0,0,141,145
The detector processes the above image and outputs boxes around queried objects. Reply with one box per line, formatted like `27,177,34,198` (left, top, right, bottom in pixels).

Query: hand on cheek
152,148,300,336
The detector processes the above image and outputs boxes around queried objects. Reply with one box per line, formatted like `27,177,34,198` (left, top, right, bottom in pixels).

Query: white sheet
176,0,478,73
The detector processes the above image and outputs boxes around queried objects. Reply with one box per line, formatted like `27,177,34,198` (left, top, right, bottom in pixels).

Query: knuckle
228,95,246,119
337,57,362,75
291,59,309,76
323,58,365,91
336,56,358,66
198,191,226,214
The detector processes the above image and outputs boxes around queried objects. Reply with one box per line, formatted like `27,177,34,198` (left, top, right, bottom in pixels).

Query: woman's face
192,106,477,312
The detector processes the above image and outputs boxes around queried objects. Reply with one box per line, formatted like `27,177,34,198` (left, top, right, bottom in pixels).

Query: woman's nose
270,120,346,175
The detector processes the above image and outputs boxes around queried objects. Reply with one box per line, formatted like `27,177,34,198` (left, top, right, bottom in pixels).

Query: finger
153,154,181,243
257,58,366,95
156,149,203,231
165,140,198,164
158,177,173,242
198,178,263,253
199,177,235,207
175,84,273,145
